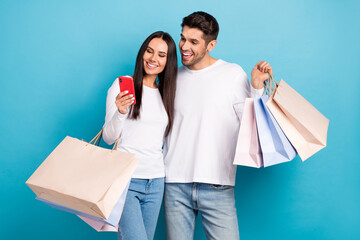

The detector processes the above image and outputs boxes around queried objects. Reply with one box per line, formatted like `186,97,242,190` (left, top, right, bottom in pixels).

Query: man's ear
206,40,217,52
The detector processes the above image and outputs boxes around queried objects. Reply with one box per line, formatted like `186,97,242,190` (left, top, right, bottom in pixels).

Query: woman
102,31,177,239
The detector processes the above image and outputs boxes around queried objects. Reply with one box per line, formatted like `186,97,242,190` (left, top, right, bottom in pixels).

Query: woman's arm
102,79,128,145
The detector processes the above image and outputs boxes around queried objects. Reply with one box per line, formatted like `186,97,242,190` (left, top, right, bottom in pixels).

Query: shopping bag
233,98,263,168
77,180,128,232
35,181,129,228
266,79,329,161
77,216,118,232
78,180,127,231
26,130,138,220
254,95,297,167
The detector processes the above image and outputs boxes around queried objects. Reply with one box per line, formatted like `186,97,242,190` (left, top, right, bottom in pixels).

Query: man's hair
181,11,219,43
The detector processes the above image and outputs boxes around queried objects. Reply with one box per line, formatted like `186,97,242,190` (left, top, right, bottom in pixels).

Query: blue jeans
117,178,164,240
164,183,239,240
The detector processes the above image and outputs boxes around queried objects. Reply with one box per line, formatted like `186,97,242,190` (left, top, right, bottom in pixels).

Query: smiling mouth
182,52,193,60
146,62,158,69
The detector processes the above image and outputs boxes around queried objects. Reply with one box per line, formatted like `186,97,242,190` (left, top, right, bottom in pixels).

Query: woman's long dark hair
128,31,177,137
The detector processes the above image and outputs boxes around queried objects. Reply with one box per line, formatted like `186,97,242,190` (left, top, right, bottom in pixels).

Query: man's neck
187,56,218,71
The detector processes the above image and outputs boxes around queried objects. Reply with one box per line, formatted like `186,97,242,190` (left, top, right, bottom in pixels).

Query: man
164,11,272,240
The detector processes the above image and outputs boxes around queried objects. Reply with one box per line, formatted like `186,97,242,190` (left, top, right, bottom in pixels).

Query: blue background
1,0,359,239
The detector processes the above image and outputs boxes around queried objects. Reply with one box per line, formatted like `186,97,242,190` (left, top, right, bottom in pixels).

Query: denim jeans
164,183,239,240
117,178,164,240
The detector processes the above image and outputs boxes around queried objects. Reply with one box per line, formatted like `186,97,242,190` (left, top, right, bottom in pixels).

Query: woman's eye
159,55,166,58
146,49,152,53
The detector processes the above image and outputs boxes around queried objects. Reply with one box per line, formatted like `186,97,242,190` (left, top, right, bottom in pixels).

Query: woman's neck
143,74,158,88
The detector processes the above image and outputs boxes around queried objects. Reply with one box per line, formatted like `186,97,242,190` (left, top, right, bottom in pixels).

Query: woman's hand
115,91,135,114
251,61,273,89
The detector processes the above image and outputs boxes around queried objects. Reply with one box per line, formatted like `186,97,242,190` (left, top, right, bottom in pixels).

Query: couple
103,11,273,240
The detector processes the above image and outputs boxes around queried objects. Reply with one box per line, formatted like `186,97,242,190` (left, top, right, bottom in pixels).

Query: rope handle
87,129,120,151
88,129,103,145
111,138,120,152
263,71,278,96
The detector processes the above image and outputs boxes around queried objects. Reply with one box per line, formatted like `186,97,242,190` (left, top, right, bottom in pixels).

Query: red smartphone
118,76,136,105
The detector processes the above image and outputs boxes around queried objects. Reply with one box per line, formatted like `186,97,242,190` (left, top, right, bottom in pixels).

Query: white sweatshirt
103,78,168,179
164,60,263,186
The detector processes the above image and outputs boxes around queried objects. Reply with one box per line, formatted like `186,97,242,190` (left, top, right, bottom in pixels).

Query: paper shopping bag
26,133,138,220
36,181,129,229
77,180,128,232
78,216,118,232
266,79,329,160
77,181,128,231
254,96,297,167
233,98,263,168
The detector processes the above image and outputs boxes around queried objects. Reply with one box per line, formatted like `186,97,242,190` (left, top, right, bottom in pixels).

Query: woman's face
143,37,168,76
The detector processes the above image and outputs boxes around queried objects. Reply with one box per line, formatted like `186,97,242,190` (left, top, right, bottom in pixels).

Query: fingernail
124,90,129,94
129,94,133,97
132,97,135,100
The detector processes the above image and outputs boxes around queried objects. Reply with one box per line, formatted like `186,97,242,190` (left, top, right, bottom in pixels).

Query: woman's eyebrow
148,46,167,54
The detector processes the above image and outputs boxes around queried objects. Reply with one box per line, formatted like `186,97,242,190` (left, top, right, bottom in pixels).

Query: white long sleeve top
164,59,263,186
103,77,168,179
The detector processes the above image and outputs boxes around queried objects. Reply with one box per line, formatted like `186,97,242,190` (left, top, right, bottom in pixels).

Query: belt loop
146,179,152,192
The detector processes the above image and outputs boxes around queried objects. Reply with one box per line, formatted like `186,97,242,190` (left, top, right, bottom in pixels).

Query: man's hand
251,61,273,89
115,91,134,114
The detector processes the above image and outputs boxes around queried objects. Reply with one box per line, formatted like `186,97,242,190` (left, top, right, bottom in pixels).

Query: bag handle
263,72,278,96
87,129,120,151
88,129,103,146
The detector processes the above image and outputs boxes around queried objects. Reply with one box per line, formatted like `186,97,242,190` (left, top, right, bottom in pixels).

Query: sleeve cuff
250,85,264,98
114,110,128,120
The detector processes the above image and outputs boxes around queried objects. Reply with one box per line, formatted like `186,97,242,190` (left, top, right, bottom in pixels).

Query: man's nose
181,41,190,51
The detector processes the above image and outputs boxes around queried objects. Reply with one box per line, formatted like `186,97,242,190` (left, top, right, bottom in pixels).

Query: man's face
179,26,208,68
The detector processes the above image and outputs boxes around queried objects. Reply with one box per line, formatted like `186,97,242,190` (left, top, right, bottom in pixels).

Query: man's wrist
251,78,263,89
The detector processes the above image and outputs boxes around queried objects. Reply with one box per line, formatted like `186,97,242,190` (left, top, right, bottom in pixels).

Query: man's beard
182,48,207,67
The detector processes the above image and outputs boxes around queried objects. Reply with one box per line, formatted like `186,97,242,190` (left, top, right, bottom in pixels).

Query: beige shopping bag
26,130,138,220
233,98,263,168
266,78,329,161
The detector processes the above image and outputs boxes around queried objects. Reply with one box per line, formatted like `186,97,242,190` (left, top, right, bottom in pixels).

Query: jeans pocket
210,184,233,190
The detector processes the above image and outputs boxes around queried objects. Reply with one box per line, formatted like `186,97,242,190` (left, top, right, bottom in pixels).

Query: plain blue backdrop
1,0,359,239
